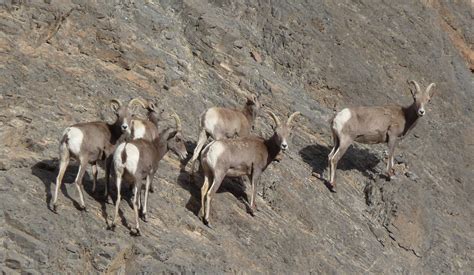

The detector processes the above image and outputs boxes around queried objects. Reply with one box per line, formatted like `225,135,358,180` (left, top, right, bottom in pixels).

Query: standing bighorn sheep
53,98,140,212
189,94,261,176
326,80,436,192
199,110,300,226
110,113,188,235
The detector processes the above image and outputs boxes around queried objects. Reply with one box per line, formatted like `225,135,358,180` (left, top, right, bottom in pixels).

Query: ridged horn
109,99,122,111
286,111,301,126
129,98,148,109
266,110,281,127
408,80,421,95
170,113,182,131
425,83,436,97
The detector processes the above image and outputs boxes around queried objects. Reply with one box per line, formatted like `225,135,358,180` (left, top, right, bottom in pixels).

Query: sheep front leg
141,175,152,222
110,173,122,231
248,169,262,216
386,134,398,179
91,161,98,193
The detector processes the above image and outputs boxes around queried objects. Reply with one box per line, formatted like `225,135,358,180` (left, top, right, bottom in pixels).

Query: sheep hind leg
53,146,70,213
131,182,141,236
203,172,225,227
74,158,88,211
329,138,351,192
190,129,208,177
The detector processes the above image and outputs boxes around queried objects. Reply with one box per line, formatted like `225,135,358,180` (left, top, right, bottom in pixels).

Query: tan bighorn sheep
128,98,164,142
199,110,300,226
110,113,188,236
189,94,261,176
326,80,436,192
53,98,138,212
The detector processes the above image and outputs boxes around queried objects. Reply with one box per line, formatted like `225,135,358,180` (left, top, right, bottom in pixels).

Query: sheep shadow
299,143,380,188
176,141,251,217
31,159,110,221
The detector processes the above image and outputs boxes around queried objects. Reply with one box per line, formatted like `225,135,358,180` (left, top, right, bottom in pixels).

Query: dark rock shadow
299,143,380,187
32,159,110,221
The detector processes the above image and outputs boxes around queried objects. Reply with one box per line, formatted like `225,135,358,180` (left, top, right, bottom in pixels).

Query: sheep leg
326,130,339,181
131,182,141,236
110,172,122,230
91,161,98,193
199,172,210,219
104,156,112,202
249,169,262,216
386,134,398,179
203,172,225,226
74,159,88,211
190,129,208,176
53,145,70,212
329,138,351,192
141,175,152,222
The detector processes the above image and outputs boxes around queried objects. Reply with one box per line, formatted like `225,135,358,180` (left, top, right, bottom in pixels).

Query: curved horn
266,110,281,127
109,99,122,111
170,113,182,131
408,80,421,94
425,83,436,97
286,111,301,126
128,98,148,109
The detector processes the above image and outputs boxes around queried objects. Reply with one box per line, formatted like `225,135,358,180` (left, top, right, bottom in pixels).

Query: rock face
0,0,472,273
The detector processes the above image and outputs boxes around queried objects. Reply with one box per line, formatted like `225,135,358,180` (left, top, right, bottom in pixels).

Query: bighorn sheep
110,113,188,235
128,98,164,141
189,94,261,176
326,80,436,192
199,110,300,226
53,98,139,212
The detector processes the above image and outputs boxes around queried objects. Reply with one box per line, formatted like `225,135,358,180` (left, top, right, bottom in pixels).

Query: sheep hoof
149,187,154,193
131,228,141,236
80,206,88,212
329,184,337,193
202,217,211,228
142,214,148,223
108,224,116,231
52,204,59,214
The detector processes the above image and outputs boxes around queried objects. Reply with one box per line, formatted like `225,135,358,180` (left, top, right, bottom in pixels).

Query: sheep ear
425,83,436,99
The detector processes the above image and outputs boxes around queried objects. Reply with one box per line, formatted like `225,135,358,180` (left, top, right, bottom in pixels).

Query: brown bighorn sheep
128,98,164,142
199,110,300,226
110,113,188,235
326,80,436,192
189,94,261,176
53,98,138,212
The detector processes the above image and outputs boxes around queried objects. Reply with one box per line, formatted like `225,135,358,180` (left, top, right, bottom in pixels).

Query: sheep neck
264,133,282,166
401,102,420,137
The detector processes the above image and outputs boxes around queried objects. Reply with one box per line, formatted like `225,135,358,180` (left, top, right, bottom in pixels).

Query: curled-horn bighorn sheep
189,94,261,176
199,110,300,226
128,98,164,142
326,80,436,192
110,113,188,235
53,99,135,212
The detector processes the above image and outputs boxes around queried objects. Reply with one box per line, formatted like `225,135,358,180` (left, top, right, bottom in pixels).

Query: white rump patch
333,108,351,134
131,120,146,139
204,108,220,132
113,143,140,175
206,141,225,168
65,127,83,156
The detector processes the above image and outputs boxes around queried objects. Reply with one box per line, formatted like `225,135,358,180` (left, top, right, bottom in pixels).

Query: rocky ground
0,0,473,273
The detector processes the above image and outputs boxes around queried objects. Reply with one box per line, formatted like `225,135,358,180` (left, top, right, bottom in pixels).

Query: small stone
250,51,262,63
405,171,419,181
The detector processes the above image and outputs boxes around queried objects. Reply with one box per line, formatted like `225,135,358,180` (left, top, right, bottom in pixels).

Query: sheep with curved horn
53,98,136,212
326,80,436,192
110,112,188,235
189,94,262,177
199,110,300,226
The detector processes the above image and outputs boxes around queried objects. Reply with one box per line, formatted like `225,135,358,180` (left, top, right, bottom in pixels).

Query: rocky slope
0,0,473,273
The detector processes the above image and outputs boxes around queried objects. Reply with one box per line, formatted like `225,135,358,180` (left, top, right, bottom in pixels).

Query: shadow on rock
31,159,110,220
299,143,380,181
